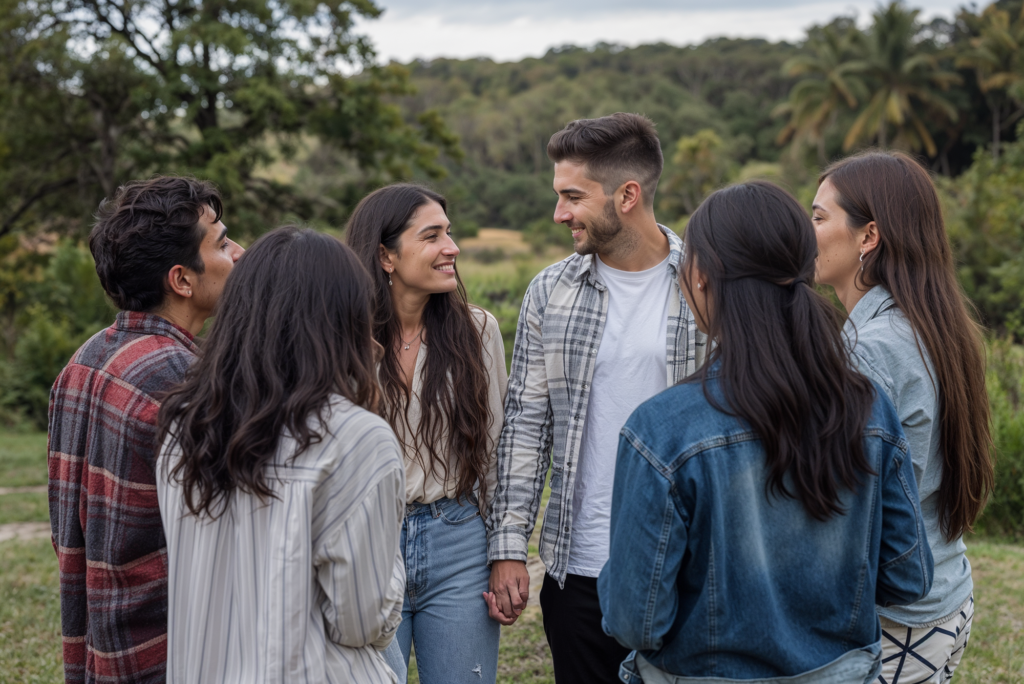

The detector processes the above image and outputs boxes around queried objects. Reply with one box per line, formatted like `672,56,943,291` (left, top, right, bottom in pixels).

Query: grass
959,537,1024,683
0,432,48,487
0,491,48,525
0,538,63,684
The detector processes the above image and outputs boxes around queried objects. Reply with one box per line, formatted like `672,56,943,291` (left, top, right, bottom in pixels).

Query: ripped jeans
383,497,500,684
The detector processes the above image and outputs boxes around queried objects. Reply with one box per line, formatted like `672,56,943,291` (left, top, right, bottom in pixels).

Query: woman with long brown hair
346,184,507,684
598,181,932,683
156,227,406,684
814,151,994,683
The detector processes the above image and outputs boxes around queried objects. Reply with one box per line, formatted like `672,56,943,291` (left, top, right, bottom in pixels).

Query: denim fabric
383,497,500,684
621,647,880,684
598,365,933,682
845,286,973,627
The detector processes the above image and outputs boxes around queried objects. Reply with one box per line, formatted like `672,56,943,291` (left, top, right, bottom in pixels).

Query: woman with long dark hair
598,181,933,683
346,184,507,684
156,227,406,684
814,151,993,683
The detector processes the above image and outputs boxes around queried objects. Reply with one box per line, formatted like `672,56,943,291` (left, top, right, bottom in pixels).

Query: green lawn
0,432,48,487
3,431,1022,683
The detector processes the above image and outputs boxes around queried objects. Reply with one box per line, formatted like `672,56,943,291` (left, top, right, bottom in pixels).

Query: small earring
186,290,192,296
859,251,864,262
697,283,702,290
388,270,393,287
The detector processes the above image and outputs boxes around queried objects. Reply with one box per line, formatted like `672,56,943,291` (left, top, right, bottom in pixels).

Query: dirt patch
0,486,47,495
0,522,50,543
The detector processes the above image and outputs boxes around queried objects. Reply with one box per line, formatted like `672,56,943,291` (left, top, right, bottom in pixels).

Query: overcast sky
355,0,968,64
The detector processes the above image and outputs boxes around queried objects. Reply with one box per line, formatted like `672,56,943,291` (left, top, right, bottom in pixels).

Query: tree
844,2,961,156
774,20,866,164
955,3,1024,159
0,0,460,237
660,129,732,216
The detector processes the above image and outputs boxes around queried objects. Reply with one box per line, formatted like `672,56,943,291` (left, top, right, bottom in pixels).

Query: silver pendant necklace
401,327,423,351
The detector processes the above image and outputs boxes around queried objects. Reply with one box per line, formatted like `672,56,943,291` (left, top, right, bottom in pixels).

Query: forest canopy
3,0,1024,428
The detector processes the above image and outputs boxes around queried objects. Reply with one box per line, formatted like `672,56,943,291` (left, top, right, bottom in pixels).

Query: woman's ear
378,243,394,275
861,221,880,256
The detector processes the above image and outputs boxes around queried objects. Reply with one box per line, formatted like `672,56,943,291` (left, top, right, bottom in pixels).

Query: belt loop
430,500,441,518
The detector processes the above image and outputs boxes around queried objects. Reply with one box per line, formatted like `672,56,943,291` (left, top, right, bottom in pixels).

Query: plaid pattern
485,225,706,585
47,311,198,684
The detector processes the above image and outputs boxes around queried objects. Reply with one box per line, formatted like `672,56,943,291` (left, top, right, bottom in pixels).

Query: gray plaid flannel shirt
485,225,707,586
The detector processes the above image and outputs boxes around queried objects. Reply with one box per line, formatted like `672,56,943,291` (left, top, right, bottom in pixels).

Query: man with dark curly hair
47,176,243,684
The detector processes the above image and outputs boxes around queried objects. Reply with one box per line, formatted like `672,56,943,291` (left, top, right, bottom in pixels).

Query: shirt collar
846,285,896,330
114,311,199,354
573,223,682,284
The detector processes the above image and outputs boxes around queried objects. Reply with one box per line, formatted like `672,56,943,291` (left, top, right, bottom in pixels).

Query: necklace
400,327,423,351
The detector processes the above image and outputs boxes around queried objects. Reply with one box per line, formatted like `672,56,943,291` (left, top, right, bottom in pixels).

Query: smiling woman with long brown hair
346,183,507,684
813,151,994,684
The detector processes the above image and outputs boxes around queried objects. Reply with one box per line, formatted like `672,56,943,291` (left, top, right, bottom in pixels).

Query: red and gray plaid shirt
47,311,198,684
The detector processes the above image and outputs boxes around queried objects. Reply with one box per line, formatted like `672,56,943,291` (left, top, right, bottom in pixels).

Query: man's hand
483,559,530,625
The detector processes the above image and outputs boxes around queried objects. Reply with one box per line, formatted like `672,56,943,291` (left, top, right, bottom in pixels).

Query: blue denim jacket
598,366,934,682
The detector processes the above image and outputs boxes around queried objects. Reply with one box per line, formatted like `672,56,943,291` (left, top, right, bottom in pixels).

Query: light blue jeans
383,497,500,684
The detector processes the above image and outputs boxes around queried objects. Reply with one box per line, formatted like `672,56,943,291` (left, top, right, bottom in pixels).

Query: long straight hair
820,151,994,541
683,181,877,520
157,227,380,518
345,184,493,506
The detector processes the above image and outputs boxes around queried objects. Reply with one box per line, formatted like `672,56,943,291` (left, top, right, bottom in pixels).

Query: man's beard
572,199,624,255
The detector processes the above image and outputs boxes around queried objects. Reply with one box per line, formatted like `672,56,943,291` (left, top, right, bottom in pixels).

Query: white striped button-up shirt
157,398,406,684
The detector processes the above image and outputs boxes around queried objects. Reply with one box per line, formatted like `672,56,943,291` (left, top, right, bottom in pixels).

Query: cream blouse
396,307,508,511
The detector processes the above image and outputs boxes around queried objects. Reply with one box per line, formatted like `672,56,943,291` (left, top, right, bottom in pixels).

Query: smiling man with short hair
484,113,706,683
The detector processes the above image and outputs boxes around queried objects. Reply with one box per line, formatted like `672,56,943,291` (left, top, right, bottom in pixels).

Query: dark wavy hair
547,112,663,207
346,183,492,506
90,176,222,311
820,151,993,540
157,227,380,518
682,181,876,520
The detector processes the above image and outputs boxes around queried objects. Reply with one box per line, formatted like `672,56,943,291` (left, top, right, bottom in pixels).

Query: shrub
523,217,573,255
976,339,1024,539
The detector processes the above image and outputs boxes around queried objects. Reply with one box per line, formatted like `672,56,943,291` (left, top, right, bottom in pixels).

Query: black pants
540,572,631,684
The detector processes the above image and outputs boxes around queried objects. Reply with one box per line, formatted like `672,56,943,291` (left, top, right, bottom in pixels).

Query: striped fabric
47,311,199,684
485,225,706,585
157,398,407,684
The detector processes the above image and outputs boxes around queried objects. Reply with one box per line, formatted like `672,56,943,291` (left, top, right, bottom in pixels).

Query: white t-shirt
566,255,672,577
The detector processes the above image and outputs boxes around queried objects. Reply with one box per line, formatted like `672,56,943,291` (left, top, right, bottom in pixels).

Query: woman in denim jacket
813,152,994,683
598,181,934,684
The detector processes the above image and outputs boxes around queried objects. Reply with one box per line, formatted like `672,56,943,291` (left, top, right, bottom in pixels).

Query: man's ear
166,264,194,298
619,180,643,214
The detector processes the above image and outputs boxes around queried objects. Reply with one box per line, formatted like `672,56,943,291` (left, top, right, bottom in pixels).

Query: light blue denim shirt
597,363,933,682
845,285,973,627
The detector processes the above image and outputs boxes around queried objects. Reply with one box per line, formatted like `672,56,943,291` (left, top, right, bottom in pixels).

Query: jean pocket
437,498,481,526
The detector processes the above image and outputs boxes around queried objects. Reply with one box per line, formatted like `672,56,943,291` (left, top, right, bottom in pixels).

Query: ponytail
683,182,877,520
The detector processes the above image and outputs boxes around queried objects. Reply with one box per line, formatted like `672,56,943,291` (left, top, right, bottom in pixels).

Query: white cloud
356,1,964,63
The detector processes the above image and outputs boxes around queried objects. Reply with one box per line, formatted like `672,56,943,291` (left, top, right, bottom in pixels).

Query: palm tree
774,23,866,164
955,4,1024,159
843,2,961,157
